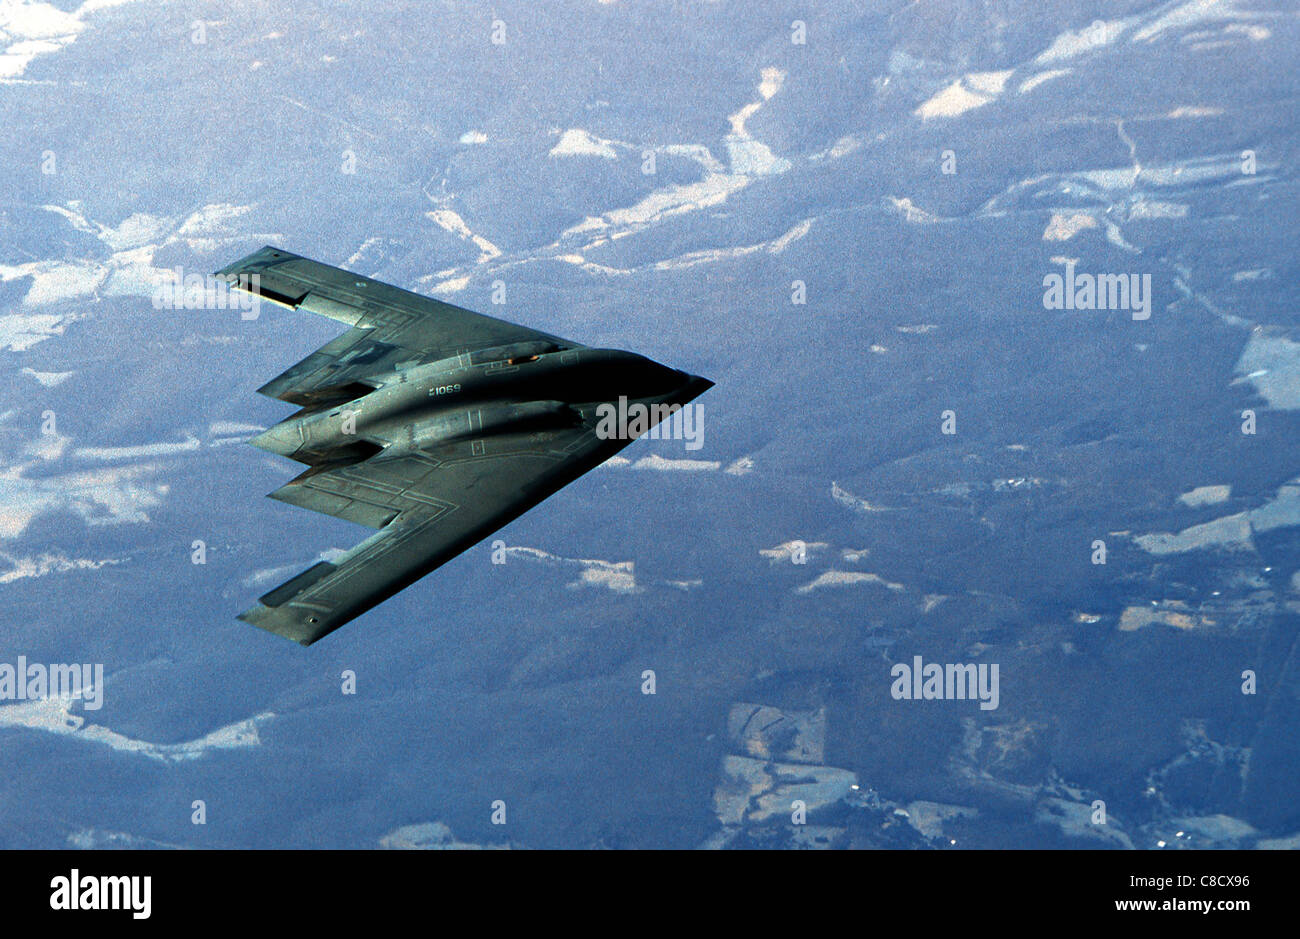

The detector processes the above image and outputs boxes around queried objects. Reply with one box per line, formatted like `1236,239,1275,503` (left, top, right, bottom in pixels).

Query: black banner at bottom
0,848,1283,926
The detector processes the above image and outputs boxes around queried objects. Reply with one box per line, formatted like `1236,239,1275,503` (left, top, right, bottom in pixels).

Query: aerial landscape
0,0,1296,851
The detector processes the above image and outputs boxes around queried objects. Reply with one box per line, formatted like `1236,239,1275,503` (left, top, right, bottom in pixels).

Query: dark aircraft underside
216,246,711,645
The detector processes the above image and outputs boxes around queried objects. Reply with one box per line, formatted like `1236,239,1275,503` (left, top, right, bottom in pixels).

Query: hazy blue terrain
0,0,1296,849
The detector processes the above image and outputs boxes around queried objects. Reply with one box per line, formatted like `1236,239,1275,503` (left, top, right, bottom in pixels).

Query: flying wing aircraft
216,246,713,646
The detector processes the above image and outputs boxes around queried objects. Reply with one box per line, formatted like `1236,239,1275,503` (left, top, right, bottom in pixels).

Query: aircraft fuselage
250,345,697,464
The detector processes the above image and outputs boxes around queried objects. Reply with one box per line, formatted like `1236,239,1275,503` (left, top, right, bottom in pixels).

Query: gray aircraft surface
216,247,712,646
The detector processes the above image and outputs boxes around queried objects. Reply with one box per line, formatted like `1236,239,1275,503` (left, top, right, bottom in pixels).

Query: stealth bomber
217,247,712,646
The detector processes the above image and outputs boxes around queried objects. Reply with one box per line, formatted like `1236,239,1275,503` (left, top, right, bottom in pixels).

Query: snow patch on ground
0,550,124,584
20,367,73,386
0,696,273,763
1043,212,1097,241
550,128,619,159
796,570,905,594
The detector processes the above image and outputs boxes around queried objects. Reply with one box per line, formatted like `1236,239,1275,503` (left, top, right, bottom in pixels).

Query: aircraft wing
238,421,654,646
214,245,579,406
226,245,713,645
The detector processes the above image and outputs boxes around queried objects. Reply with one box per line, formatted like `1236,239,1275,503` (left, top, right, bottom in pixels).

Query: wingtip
238,602,320,647
211,245,298,278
